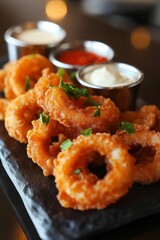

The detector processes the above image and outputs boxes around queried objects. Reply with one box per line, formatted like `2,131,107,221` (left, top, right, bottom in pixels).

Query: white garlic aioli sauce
17,29,63,44
83,65,135,87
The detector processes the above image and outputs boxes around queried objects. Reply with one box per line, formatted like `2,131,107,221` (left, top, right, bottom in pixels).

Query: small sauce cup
76,62,144,111
4,21,66,61
49,40,114,71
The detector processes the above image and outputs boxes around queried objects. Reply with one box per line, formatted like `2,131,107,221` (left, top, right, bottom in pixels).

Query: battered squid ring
54,133,135,210
5,89,42,143
41,86,120,132
0,61,16,91
27,118,79,176
120,105,160,130
0,98,10,120
9,54,55,96
0,69,7,91
117,127,160,184
34,68,72,109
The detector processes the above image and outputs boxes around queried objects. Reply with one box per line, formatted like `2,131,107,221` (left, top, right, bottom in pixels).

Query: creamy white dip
17,29,63,44
83,65,135,87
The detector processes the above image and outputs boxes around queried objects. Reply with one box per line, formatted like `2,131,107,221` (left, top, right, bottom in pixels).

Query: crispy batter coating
27,117,79,176
9,54,55,97
154,109,160,132
1,55,160,211
34,69,120,132
0,98,10,120
41,86,120,132
117,127,160,184
34,68,73,107
5,89,42,143
54,133,135,210
120,105,159,129
4,70,17,99
0,61,16,91
0,69,6,91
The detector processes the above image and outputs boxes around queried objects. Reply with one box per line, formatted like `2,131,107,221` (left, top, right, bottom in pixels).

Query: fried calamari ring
117,127,160,184
27,118,79,176
40,86,120,132
0,98,10,120
9,54,55,96
154,109,160,132
0,70,6,91
5,89,42,143
0,61,16,91
34,68,73,107
120,105,159,130
4,70,17,99
54,133,134,210
34,69,119,132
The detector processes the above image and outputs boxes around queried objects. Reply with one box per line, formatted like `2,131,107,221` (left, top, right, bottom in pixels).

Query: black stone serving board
1,121,160,240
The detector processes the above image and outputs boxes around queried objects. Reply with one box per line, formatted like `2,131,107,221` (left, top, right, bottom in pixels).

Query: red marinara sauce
57,49,108,66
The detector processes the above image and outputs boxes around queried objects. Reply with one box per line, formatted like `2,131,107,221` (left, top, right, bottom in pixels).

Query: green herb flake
25,75,31,91
120,121,136,134
58,79,90,99
73,169,81,175
58,68,65,78
93,105,101,117
70,71,76,81
49,83,54,88
83,98,99,107
81,128,92,136
60,139,73,151
39,111,50,125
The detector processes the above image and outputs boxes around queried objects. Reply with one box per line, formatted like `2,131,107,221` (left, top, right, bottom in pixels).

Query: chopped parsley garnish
83,98,99,107
58,68,65,78
49,83,54,88
39,111,50,125
70,71,76,81
119,121,136,134
81,128,92,136
60,139,73,151
57,76,101,118
93,105,101,117
58,79,90,99
73,169,81,175
25,75,31,91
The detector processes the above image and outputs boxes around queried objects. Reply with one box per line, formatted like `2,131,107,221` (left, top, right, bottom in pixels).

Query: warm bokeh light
131,27,151,50
45,0,67,21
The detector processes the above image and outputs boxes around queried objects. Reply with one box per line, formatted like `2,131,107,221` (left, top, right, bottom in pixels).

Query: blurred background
1,0,160,124
1,0,160,58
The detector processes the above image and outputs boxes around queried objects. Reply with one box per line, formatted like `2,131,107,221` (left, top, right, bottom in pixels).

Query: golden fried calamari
34,69,120,132
117,127,160,184
42,87,120,132
27,118,79,176
120,105,160,129
9,54,55,97
54,133,135,210
5,89,42,143
0,54,160,210
0,98,10,120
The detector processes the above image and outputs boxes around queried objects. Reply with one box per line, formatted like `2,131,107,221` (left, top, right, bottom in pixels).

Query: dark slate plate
1,120,160,240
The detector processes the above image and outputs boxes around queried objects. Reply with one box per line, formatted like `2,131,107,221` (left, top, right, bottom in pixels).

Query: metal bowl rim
4,20,66,47
76,62,144,90
49,40,115,69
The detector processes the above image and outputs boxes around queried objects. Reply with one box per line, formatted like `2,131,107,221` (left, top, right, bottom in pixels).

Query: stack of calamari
0,54,160,210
